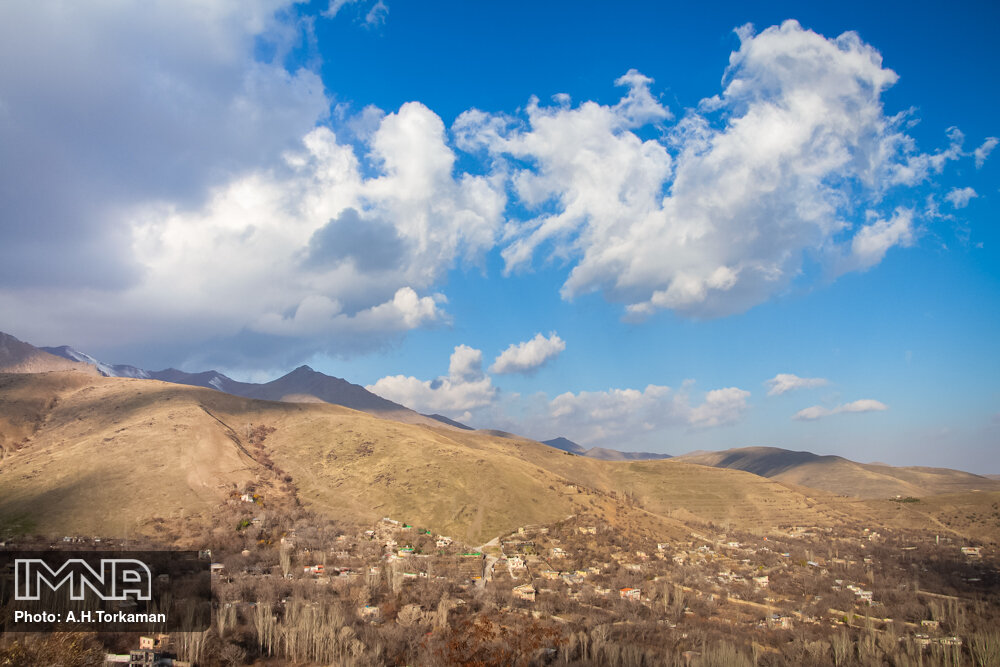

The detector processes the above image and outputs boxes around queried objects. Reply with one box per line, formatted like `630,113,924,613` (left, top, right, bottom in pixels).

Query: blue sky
1,1,997,469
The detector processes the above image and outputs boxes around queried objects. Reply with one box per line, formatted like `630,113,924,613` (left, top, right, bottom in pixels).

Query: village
3,485,997,666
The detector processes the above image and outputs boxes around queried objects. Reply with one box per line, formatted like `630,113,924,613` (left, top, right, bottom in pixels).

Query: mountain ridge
672,445,1000,498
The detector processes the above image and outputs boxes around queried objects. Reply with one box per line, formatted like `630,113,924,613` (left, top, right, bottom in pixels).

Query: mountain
28,337,448,429
542,437,587,455
0,371,873,543
42,345,150,379
0,332,96,375
146,364,446,428
673,446,1000,498
542,436,671,460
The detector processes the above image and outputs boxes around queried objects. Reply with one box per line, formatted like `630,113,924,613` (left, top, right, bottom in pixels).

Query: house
436,536,453,548
579,526,597,535
551,547,567,558
210,563,225,576
397,546,415,557
513,584,536,602
138,635,169,650
767,614,794,630
921,619,940,630
507,556,526,569
619,587,641,601
304,564,324,575
753,575,769,588
359,605,381,621
540,570,560,580
961,546,982,558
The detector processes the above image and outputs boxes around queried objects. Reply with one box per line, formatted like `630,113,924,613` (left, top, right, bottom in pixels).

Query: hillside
0,332,96,375
0,372,861,543
673,446,1000,499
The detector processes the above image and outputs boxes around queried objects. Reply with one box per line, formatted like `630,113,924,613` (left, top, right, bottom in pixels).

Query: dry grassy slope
442,432,859,531
0,332,96,375
857,492,1000,546
0,372,889,544
674,447,1000,499
0,372,260,536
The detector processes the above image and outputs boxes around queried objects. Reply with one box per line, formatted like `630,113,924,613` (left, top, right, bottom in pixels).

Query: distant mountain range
38,344,447,429
542,437,671,461
672,446,1000,499
3,330,995,498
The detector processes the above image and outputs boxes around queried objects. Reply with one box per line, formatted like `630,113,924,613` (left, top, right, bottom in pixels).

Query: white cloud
1,101,505,361
974,137,998,168
765,373,829,396
689,387,753,429
367,345,496,414
449,344,486,383
456,20,973,319
793,398,888,421
370,343,748,443
945,187,978,209
490,333,566,375
844,208,915,272
324,0,387,26
534,384,750,445
0,0,328,289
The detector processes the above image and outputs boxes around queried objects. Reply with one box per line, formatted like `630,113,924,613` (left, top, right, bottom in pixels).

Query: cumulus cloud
0,0,328,289
490,333,566,375
1,95,504,362
974,137,998,168
842,208,915,273
0,12,981,372
765,373,829,396
536,384,750,445
945,187,978,209
456,20,974,319
793,399,888,421
369,341,748,443
367,345,496,415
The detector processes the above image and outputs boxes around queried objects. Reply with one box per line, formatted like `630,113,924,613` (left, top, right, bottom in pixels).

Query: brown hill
0,332,96,375
0,372,857,543
673,446,1000,499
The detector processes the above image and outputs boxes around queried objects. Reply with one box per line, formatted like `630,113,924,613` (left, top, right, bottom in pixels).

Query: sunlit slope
0,372,260,535
441,431,857,530
674,447,1000,498
855,491,1000,545
1,372,875,543
0,372,604,541
0,331,96,375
